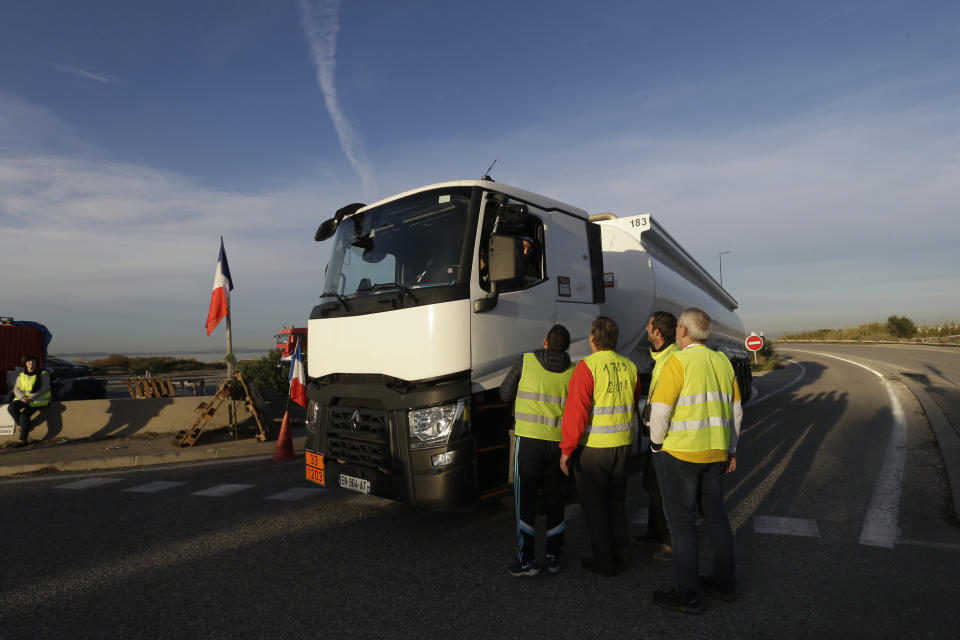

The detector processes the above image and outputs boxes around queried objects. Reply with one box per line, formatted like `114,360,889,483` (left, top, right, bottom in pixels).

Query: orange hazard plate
305,451,325,486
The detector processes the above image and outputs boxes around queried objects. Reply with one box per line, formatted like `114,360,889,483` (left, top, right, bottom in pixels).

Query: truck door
470,195,556,385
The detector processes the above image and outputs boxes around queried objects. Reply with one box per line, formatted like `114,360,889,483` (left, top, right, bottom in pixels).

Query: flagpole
225,295,235,380
222,234,235,380
225,281,236,431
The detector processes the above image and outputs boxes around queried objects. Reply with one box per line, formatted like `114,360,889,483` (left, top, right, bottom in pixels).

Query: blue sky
1,0,958,354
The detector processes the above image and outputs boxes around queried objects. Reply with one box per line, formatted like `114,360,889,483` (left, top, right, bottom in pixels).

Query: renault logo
350,409,361,431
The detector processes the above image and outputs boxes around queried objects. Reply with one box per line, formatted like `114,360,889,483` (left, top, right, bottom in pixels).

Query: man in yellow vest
634,311,678,561
560,316,642,576
7,354,52,446
500,324,574,577
648,307,742,613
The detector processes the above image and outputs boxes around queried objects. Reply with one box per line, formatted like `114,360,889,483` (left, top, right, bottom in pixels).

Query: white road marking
793,350,907,549
191,483,254,497
55,477,122,490
267,487,327,501
754,515,820,537
746,359,806,407
123,481,187,493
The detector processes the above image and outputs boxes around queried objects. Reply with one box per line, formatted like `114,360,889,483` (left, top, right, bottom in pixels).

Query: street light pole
719,251,731,287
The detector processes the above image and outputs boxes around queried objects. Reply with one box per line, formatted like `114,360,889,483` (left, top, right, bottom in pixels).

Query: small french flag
205,237,234,336
288,341,308,407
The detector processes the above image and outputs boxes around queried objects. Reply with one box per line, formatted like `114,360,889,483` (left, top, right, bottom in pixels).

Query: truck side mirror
316,202,367,241
488,235,523,282
315,218,338,241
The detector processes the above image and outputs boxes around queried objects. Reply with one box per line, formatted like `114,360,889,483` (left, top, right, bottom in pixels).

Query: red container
0,324,46,395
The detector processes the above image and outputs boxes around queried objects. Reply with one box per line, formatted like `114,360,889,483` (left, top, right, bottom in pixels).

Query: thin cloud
52,63,115,84
297,0,377,201
0,150,341,351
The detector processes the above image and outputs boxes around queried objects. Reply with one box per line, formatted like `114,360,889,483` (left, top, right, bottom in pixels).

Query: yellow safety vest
649,343,679,393
514,353,574,442
18,371,51,407
582,350,637,448
662,345,736,455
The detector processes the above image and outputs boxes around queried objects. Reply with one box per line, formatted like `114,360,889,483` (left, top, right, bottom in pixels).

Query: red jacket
559,356,643,455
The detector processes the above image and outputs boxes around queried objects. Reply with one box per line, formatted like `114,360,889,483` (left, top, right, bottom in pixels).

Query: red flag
205,238,234,335
288,342,307,407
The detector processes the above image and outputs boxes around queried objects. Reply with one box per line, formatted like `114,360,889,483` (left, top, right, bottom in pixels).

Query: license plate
339,474,371,494
305,451,325,486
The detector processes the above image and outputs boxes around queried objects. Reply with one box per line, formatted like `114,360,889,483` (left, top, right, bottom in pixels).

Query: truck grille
327,407,390,468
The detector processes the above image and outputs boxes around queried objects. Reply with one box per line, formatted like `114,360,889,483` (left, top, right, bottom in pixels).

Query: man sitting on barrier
7,354,51,446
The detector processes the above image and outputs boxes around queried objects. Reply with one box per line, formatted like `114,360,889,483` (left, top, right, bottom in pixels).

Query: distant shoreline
53,350,272,363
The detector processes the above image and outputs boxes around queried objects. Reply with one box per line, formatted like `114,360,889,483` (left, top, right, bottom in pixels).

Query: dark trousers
574,444,630,572
642,452,671,544
654,452,736,595
514,436,565,563
7,401,40,441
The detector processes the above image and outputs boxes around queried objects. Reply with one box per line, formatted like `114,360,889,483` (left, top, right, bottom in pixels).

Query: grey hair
678,307,711,342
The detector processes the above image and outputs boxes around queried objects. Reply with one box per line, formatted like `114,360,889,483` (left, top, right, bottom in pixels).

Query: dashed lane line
123,481,187,493
191,483,255,497
55,477,122,490
754,515,820,538
52,478,329,501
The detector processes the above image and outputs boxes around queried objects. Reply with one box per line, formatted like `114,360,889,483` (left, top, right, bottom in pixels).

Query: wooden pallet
126,376,177,398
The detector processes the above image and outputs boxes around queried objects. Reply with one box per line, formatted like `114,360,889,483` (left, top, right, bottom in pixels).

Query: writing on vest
582,350,637,448
663,345,735,454
18,371,52,407
514,353,574,442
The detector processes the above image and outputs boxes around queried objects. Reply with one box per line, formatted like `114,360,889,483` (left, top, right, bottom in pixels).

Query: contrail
298,0,377,201
52,63,113,84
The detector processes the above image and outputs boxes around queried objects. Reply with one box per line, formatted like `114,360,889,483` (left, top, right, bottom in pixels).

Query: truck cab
274,327,307,360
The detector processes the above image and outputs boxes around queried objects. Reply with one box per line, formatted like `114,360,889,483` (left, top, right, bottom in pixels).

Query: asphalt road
2,346,959,639
780,342,960,439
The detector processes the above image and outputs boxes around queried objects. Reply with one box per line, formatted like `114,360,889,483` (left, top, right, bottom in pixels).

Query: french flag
288,341,308,407
205,238,234,336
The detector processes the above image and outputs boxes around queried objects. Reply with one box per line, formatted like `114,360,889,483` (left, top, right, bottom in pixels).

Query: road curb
898,377,960,518
0,436,308,477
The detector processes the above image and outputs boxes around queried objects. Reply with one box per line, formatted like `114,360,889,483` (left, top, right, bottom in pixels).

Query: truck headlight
408,399,468,449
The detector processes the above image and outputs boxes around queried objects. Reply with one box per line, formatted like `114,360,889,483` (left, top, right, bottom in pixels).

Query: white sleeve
648,402,673,445
728,401,743,453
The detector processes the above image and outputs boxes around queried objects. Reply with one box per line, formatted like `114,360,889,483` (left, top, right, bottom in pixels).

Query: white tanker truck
304,179,751,507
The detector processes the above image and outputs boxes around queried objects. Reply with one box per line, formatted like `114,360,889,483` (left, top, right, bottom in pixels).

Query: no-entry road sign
745,335,764,352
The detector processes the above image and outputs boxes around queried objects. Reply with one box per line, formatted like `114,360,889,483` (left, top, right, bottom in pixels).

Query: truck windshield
321,188,475,300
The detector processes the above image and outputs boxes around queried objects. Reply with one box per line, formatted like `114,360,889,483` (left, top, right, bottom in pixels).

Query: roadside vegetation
750,340,783,372
241,350,291,394
779,316,960,343
82,354,256,375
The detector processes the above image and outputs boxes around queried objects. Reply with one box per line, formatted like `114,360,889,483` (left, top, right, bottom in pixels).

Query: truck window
322,189,473,298
478,209,545,293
